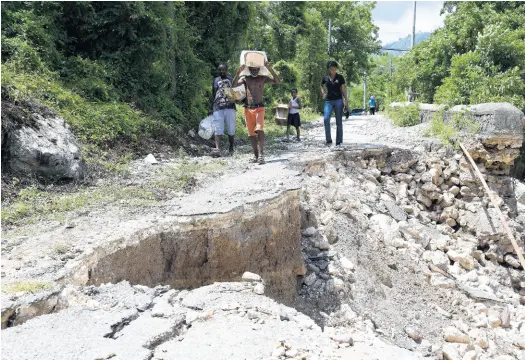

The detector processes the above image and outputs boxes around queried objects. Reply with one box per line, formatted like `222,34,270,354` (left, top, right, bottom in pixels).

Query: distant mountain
381,32,431,56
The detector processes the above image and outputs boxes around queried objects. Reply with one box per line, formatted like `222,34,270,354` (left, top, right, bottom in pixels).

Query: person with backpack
369,95,376,115
210,63,236,156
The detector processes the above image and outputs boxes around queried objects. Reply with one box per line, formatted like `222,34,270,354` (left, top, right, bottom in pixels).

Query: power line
380,47,410,52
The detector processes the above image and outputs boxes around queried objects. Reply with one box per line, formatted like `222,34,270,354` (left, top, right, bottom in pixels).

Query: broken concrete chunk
302,227,316,237
331,333,353,345
320,211,334,225
404,326,422,342
339,257,355,271
241,272,261,282
303,273,317,286
431,274,456,289
144,154,158,164
443,326,469,343
253,283,265,295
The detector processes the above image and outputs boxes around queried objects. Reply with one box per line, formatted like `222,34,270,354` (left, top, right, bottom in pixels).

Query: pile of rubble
296,141,525,359
2,102,524,360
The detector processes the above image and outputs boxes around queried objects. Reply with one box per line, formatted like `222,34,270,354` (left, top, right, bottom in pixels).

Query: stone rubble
2,108,524,360
296,139,525,360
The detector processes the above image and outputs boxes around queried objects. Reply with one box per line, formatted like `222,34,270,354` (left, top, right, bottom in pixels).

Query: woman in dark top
320,61,348,146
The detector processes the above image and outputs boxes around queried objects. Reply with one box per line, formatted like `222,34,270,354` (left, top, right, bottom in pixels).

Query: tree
395,1,525,178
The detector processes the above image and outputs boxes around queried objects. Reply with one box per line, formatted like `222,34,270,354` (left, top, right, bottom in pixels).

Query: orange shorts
244,107,265,136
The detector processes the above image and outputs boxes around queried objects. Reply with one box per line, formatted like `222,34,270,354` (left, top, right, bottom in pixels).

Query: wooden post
459,143,525,269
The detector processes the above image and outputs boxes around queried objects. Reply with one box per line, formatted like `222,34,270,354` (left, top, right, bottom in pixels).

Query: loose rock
242,272,262,282
443,326,469,343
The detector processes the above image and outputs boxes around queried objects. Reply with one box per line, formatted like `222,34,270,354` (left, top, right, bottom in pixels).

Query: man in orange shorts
233,61,280,164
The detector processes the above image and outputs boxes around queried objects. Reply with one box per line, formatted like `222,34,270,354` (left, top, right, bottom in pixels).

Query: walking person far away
287,88,302,142
210,63,236,157
320,61,348,147
232,61,281,165
369,95,376,115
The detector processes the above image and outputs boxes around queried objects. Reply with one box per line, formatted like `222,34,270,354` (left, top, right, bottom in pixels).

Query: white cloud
375,2,446,45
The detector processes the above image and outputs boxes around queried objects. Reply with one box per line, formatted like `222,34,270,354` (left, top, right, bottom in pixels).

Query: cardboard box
245,52,265,67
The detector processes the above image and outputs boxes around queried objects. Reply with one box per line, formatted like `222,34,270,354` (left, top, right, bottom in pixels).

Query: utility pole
363,71,367,110
408,1,416,101
389,57,393,100
411,1,417,49
328,18,332,55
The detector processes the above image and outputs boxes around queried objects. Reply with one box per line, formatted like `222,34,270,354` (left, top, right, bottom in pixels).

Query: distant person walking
287,88,301,142
369,95,376,115
210,63,236,156
320,61,348,147
233,61,281,164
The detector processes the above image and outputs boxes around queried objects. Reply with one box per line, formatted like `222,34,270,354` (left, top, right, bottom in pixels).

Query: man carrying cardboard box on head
233,51,280,165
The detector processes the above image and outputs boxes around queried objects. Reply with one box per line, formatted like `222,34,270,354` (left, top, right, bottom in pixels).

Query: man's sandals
249,154,265,164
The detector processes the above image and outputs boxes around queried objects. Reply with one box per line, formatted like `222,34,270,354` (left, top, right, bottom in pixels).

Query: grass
1,184,157,227
424,108,479,146
150,159,227,191
2,280,54,294
2,153,229,228
82,146,133,178
1,38,170,149
52,243,70,255
388,103,421,127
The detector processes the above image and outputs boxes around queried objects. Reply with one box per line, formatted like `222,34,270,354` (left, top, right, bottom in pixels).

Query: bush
1,62,165,147
424,108,480,146
389,103,420,127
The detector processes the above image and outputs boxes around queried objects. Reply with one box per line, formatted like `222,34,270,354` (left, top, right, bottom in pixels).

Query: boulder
2,99,86,181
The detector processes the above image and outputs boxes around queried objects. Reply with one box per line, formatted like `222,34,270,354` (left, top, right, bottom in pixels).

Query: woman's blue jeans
323,99,344,144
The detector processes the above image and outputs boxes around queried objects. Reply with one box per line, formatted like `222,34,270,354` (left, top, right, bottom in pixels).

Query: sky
372,1,446,45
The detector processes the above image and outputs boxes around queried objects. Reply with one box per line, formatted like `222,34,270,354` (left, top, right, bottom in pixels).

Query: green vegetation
1,2,251,148
395,2,525,112
424,109,479,146
2,156,229,227
52,243,70,255
349,53,402,110
1,1,378,149
1,184,157,226
388,2,525,178
151,160,227,191
388,103,420,127
2,280,54,294
249,2,380,113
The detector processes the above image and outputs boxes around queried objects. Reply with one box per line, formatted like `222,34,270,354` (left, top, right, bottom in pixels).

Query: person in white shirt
286,89,302,142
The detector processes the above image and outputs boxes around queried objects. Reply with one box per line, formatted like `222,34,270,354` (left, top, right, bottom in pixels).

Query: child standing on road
287,88,302,142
